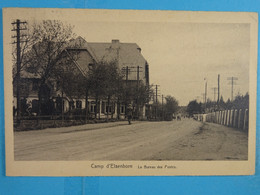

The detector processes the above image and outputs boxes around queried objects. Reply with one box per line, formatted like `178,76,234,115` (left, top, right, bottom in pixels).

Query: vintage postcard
3,8,257,176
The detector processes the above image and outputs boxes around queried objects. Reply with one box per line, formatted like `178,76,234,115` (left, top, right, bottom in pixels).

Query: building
13,36,150,119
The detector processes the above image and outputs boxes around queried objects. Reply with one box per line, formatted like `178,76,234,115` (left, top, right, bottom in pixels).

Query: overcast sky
73,21,250,106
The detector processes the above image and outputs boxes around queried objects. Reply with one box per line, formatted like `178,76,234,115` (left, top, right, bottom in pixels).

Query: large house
13,36,150,119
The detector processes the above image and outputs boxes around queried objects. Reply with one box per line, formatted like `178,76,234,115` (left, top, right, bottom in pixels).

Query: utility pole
217,74,220,103
137,66,140,88
12,19,27,125
162,94,164,119
201,93,205,103
155,84,160,119
122,65,143,118
125,66,129,115
156,85,158,104
136,66,140,118
204,78,207,112
205,81,207,104
201,93,205,113
227,77,238,101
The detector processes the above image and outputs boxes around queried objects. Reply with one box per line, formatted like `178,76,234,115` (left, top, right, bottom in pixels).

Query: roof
87,41,147,68
17,37,148,80
67,37,148,81
67,36,98,62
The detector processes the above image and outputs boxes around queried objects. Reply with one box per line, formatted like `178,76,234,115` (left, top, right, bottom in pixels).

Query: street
14,118,248,161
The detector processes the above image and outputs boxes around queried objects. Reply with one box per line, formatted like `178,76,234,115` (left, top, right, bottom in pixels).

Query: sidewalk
16,120,145,134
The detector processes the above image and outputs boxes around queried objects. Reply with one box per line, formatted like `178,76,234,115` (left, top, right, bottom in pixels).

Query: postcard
3,8,257,176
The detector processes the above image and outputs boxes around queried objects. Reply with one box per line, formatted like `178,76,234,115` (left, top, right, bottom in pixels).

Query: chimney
112,39,120,44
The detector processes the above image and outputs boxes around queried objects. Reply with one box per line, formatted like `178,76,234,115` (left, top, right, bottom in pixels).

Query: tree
219,95,225,109
164,95,179,115
102,61,124,120
21,20,82,115
232,93,249,110
187,100,202,116
88,60,123,119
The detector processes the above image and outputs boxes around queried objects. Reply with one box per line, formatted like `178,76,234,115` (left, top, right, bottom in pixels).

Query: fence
204,109,249,130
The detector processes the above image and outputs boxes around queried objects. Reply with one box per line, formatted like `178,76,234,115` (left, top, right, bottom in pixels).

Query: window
90,103,96,113
76,100,82,109
69,101,75,110
101,102,105,113
121,105,125,114
106,105,112,113
88,63,94,70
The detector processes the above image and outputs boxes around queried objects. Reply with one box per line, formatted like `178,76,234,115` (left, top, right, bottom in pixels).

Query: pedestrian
26,100,32,116
127,104,133,125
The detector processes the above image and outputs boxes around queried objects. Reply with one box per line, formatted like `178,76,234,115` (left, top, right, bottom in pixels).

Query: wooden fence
204,109,249,130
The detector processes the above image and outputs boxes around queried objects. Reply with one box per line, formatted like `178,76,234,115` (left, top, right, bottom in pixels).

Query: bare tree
18,20,81,115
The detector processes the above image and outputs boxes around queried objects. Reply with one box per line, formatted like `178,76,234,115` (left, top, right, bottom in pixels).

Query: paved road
14,118,248,160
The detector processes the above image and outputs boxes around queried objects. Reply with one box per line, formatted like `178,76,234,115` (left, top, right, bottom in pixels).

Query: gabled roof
67,36,98,62
87,41,147,68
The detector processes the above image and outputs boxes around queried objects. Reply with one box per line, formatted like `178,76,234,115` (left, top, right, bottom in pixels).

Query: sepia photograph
3,8,257,176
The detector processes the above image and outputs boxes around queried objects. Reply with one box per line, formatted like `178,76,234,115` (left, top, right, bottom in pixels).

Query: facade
13,36,150,119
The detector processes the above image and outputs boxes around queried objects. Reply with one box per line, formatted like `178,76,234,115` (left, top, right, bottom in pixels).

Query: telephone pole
217,74,220,103
162,94,164,119
204,78,207,111
122,65,143,118
156,85,158,104
227,77,238,101
122,66,130,115
12,19,27,125
205,81,207,104
136,66,143,118
154,84,160,119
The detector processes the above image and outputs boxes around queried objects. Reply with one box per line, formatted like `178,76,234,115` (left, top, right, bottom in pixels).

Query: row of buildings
13,36,152,119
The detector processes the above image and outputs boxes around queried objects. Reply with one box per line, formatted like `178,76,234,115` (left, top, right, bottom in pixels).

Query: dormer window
88,63,94,70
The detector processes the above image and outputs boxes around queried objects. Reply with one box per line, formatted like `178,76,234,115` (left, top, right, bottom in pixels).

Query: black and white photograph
3,8,257,176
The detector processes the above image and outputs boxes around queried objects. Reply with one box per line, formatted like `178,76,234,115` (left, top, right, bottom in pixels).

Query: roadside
14,118,131,131
14,120,145,135
147,122,248,160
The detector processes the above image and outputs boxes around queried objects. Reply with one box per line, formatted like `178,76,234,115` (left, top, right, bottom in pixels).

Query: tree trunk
85,89,89,122
117,97,120,120
94,96,98,119
37,85,43,116
106,95,111,121
61,89,64,124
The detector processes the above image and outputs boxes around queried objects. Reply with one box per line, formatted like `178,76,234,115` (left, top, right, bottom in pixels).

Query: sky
72,21,250,106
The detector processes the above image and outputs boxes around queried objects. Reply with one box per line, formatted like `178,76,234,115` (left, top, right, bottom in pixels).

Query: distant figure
26,100,32,116
177,115,181,121
127,104,133,125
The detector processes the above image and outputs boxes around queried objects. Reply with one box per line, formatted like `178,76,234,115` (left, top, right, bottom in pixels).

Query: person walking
127,104,133,125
